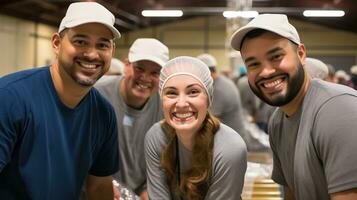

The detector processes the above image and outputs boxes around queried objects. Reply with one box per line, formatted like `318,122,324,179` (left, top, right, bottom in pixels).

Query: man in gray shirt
231,14,357,199
95,38,169,200
197,53,247,140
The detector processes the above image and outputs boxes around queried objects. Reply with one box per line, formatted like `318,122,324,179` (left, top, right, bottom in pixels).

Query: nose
176,94,189,108
140,72,151,82
83,47,100,59
259,62,276,78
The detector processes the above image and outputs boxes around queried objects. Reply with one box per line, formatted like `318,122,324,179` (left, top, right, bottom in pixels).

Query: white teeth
175,113,193,118
264,79,282,88
138,83,149,89
81,63,97,69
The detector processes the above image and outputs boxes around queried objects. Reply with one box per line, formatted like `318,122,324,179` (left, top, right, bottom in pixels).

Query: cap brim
64,19,121,39
230,27,256,51
128,55,165,67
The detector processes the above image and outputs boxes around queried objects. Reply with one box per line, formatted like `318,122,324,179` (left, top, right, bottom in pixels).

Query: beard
59,56,106,87
249,59,305,107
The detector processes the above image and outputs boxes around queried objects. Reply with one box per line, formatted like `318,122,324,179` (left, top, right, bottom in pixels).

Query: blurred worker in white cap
305,57,329,80
95,38,169,200
0,2,120,199
350,65,357,90
197,53,247,141
231,13,357,199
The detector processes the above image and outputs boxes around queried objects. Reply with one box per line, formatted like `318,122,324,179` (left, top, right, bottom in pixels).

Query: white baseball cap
197,53,217,68
59,2,121,39
128,38,169,67
231,14,300,51
305,57,329,79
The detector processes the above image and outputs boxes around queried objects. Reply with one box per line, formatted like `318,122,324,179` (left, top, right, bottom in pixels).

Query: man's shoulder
0,66,49,89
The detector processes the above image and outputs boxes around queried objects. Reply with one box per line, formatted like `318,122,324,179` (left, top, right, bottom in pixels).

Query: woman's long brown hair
160,112,220,200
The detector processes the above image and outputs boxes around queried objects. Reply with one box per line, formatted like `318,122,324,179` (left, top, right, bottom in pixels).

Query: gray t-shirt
212,75,246,138
145,122,247,200
269,79,357,199
95,76,162,193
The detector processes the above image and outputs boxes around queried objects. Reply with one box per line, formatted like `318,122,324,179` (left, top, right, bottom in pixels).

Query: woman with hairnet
144,56,247,200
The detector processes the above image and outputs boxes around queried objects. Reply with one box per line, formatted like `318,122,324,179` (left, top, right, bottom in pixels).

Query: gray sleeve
313,94,357,194
144,123,172,200
205,128,248,200
268,112,287,186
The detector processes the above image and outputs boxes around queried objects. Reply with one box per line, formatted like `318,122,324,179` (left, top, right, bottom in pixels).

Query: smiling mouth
172,110,197,123
77,60,103,71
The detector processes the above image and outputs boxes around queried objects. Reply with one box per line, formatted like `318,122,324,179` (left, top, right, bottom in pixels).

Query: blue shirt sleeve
0,88,24,172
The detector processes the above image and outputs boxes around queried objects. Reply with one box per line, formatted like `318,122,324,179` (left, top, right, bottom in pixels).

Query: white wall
0,15,55,76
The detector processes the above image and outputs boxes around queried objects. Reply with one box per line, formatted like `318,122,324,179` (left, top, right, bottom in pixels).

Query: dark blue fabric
0,66,119,200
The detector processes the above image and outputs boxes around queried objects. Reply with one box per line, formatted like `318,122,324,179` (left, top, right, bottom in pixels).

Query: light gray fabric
236,76,259,117
159,56,214,106
212,75,247,139
269,79,357,199
145,122,247,200
95,76,163,193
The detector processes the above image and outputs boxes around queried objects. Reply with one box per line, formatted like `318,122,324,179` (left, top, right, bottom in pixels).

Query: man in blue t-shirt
0,2,120,200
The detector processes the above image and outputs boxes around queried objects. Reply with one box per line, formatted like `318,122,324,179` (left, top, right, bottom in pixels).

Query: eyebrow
244,47,283,63
164,83,202,90
70,34,113,43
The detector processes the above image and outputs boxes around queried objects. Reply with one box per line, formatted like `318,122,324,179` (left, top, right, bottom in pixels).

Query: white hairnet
159,56,214,106
305,57,328,79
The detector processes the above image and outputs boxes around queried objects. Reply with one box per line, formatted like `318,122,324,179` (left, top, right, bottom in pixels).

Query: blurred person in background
347,65,357,90
145,56,247,200
305,57,329,80
0,2,120,199
197,53,247,140
324,63,337,83
236,65,274,133
231,13,357,200
95,38,169,200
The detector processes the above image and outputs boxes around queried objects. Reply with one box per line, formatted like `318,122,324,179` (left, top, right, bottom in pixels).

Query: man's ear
297,43,306,66
52,33,61,56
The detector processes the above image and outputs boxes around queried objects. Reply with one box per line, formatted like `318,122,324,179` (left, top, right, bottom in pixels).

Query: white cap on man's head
128,38,169,67
59,2,121,39
230,14,300,51
197,53,217,68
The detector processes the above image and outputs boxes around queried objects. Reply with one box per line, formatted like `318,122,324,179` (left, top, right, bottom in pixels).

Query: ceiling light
223,11,259,18
303,10,345,17
142,10,183,17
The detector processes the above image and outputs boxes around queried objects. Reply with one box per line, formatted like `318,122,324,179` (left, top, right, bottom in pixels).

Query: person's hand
140,188,149,200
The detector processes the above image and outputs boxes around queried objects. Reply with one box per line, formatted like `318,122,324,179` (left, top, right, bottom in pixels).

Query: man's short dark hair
241,28,298,51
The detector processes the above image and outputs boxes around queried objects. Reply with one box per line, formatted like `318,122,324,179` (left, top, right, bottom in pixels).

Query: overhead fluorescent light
223,11,259,19
142,10,183,17
303,10,345,17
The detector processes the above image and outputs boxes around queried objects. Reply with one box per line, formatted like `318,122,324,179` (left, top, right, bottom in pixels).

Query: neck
176,130,196,151
282,74,311,117
120,79,148,109
50,61,91,109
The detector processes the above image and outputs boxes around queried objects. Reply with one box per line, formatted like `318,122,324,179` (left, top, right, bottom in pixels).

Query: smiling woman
144,56,247,200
